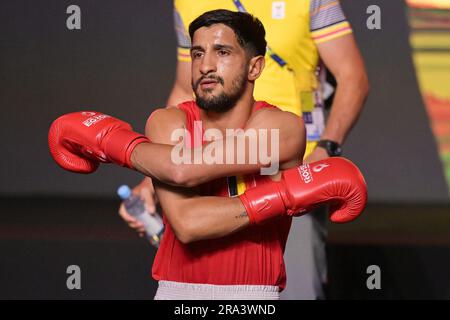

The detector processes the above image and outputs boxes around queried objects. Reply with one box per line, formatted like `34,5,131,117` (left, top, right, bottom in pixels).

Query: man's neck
199,90,255,133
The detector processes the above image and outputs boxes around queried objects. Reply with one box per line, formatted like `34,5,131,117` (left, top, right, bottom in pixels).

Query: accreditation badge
301,90,325,142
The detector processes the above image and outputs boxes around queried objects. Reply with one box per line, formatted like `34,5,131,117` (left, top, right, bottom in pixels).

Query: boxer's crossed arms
133,105,305,186
48,106,367,243
134,105,304,243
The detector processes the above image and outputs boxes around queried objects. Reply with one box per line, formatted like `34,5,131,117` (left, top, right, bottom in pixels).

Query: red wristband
102,129,150,168
239,182,287,225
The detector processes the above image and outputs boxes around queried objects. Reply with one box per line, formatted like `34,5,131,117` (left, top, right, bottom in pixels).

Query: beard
192,71,247,113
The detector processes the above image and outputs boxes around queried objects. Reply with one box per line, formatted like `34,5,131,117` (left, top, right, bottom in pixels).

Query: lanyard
232,0,287,67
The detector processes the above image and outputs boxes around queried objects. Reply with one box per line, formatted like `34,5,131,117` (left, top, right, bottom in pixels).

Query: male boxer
48,10,367,299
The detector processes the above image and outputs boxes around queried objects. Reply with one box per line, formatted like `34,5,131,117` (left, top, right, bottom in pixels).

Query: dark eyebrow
213,44,234,51
190,44,235,52
190,45,204,52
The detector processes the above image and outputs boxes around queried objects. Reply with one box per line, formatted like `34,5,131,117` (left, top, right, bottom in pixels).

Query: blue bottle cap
117,185,132,200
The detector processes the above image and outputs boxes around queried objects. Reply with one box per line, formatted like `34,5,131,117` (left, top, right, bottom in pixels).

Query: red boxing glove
239,157,367,225
48,111,150,173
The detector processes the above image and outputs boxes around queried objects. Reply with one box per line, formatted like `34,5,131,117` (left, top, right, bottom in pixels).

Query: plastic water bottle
117,185,164,248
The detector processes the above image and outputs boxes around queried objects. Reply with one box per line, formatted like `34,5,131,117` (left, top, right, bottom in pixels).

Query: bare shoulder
145,106,186,144
247,107,304,131
248,107,306,166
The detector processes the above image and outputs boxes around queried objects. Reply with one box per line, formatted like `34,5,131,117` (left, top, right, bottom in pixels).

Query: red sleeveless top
152,101,292,290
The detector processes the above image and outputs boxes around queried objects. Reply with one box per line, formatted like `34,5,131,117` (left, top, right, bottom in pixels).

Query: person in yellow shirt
120,0,369,299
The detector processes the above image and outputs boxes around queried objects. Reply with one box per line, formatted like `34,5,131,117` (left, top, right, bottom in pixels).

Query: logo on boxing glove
299,164,313,184
298,162,331,184
82,114,110,127
312,163,330,173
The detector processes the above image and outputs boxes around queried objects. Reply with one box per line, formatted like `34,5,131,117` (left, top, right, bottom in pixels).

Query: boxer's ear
247,55,265,81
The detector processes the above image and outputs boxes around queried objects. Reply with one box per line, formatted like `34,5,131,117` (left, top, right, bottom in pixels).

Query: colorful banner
407,0,450,191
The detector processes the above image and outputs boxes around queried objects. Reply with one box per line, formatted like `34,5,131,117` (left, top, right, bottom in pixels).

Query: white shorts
154,280,280,300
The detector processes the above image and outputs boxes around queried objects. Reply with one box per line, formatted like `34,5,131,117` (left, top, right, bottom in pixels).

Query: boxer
48,10,367,299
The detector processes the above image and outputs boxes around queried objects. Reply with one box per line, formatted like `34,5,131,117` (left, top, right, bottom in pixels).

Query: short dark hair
189,9,267,57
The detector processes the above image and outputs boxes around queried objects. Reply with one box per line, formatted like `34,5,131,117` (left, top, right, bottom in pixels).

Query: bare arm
131,107,305,186
132,104,303,244
144,109,251,244
317,34,369,145
166,60,193,107
154,180,249,244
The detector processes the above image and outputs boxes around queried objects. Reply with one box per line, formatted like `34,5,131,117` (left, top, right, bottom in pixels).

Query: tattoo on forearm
235,211,248,219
